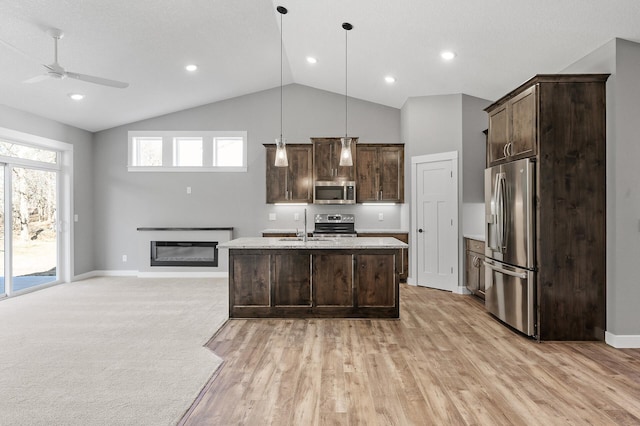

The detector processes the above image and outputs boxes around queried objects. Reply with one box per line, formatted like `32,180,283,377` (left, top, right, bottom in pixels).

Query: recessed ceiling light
185,64,198,72
441,51,456,61
384,76,396,84
68,93,84,101
306,56,317,64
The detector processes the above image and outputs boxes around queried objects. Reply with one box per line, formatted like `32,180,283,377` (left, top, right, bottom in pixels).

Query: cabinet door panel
273,254,311,306
265,147,288,203
356,254,395,307
232,254,270,306
313,140,334,181
380,146,403,202
487,104,508,165
355,146,378,202
313,254,353,306
288,146,313,202
510,86,537,158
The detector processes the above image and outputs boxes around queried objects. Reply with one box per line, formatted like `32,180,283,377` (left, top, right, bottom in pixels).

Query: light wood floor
181,284,640,425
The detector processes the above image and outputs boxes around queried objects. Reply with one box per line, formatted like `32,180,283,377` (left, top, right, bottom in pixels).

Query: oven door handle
483,260,527,279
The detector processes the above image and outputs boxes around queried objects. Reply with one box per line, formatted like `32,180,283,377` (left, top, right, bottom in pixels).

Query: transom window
128,131,247,172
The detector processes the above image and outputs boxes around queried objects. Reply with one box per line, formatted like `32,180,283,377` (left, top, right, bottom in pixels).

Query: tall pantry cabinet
485,74,609,341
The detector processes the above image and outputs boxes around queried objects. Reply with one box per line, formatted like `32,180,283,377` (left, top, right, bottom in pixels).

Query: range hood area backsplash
265,204,409,232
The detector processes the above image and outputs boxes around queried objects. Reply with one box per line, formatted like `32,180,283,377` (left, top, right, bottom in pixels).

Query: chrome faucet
303,208,308,242
296,208,308,242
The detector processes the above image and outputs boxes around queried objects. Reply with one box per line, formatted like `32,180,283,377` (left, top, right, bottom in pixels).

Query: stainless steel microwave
314,181,356,204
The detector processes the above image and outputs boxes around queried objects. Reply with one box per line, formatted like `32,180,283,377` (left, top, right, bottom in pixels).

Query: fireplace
150,241,218,267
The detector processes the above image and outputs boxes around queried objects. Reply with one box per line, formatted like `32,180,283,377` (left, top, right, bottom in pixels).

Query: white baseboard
136,271,228,278
456,286,471,295
406,277,417,286
73,270,228,280
605,331,640,348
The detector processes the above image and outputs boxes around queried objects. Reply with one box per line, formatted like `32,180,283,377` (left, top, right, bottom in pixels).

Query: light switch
269,213,276,221
74,214,79,222
186,186,192,194
294,213,299,221
378,213,384,221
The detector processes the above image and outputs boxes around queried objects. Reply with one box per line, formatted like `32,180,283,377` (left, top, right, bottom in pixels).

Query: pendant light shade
339,137,353,166
340,22,354,167
275,6,288,167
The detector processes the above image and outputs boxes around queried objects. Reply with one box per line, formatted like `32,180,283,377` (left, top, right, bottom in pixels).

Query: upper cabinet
486,85,537,166
311,137,357,181
356,144,404,203
265,144,313,204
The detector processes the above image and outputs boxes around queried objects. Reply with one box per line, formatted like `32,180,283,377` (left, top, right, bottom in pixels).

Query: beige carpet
0,276,228,426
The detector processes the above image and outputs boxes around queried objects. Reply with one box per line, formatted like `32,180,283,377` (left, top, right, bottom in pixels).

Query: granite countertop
219,237,408,249
261,228,409,234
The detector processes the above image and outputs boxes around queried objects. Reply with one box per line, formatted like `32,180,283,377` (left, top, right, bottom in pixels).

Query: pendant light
340,22,354,167
274,6,289,167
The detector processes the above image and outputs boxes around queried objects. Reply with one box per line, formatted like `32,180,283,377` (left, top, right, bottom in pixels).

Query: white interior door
412,152,458,291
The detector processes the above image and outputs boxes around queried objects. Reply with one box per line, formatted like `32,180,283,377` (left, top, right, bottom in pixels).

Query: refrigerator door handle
483,260,527,279
495,173,506,251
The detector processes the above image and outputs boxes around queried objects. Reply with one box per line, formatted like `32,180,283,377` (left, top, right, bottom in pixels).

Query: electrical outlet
294,213,299,221
378,213,384,221
186,186,192,194
74,214,79,222
122,255,127,262
269,213,277,221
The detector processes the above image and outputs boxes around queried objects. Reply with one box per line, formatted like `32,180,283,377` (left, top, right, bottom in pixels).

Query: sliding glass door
0,138,61,297
0,165,4,297
11,167,57,291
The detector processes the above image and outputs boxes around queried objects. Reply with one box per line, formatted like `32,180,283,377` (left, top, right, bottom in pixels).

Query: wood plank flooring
181,284,640,425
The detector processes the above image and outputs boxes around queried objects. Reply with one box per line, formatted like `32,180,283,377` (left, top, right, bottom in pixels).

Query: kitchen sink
278,237,334,242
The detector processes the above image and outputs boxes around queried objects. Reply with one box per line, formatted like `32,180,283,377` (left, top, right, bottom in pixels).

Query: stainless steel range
312,213,357,237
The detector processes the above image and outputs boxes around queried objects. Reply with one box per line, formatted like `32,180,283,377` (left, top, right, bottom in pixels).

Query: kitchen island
218,237,408,319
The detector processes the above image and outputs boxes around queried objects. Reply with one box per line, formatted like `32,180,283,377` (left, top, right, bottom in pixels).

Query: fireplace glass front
150,241,218,267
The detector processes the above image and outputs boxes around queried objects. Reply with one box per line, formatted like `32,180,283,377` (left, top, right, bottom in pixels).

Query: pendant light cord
280,10,283,141
342,22,352,139
345,28,348,138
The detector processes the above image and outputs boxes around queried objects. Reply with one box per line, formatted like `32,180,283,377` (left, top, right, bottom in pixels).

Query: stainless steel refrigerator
484,158,536,336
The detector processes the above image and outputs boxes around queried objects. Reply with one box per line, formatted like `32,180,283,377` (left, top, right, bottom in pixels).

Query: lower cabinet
229,249,400,318
357,232,408,282
464,238,485,300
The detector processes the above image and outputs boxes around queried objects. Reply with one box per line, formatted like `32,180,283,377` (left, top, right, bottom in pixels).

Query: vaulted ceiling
1,0,639,132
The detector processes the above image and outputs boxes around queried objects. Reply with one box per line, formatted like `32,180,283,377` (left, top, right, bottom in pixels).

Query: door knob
418,228,424,233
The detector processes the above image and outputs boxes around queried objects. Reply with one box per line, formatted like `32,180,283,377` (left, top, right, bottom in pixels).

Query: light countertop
464,234,485,242
219,237,408,250
261,228,409,234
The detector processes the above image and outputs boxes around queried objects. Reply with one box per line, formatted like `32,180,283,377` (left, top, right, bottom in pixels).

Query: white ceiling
1,0,639,132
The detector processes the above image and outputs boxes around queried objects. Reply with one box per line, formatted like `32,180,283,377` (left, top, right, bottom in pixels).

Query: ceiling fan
1,28,129,89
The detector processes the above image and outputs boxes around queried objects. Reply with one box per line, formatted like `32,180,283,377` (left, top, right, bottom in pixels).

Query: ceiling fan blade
66,71,129,89
23,74,50,84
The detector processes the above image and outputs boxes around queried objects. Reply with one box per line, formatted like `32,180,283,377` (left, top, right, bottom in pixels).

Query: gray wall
400,94,491,284
0,105,95,275
92,84,401,270
561,38,640,337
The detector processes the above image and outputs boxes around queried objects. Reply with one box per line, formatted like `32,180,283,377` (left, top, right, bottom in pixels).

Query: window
133,137,162,167
173,137,202,167
0,140,58,164
214,138,243,167
128,131,247,172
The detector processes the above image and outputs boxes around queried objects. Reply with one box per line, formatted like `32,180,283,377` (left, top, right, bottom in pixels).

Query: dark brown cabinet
311,137,357,181
487,85,537,166
228,248,400,318
464,238,485,300
485,74,609,341
357,232,408,282
265,144,313,203
356,144,404,203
